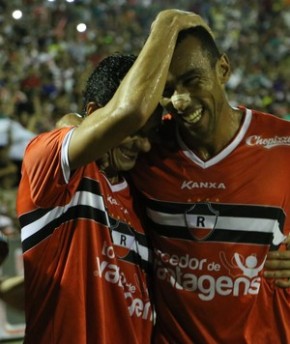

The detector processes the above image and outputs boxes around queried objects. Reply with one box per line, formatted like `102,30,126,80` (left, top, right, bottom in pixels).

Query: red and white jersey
132,107,290,344
17,127,153,344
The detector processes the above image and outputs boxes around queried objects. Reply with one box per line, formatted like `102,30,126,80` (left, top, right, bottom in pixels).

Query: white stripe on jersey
21,190,107,242
146,208,286,245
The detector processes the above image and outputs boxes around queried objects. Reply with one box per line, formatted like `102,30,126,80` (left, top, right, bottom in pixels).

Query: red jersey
132,107,290,344
17,127,153,344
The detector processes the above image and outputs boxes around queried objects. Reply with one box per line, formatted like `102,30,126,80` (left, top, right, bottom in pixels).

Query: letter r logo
184,203,219,241
196,216,206,227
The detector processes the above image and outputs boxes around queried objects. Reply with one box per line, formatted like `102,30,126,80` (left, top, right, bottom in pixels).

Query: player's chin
119,158,137,172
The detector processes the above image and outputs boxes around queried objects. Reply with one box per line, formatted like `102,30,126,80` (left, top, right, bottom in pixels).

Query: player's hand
264,236,290,288
152,9,213,37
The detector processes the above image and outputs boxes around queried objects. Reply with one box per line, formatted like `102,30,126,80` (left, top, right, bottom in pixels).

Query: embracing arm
68,10,211,169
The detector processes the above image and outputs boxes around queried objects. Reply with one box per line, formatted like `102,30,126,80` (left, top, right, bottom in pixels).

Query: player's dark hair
177,26,222,68
82,53,137,115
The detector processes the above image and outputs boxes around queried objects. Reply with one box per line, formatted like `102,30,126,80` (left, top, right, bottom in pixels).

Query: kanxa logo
181,181,226,190
184,203,219,241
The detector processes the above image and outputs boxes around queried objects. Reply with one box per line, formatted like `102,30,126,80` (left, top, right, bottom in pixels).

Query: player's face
160,35,229,145
94,105,162,176
108,106,162,172
110,134,151,172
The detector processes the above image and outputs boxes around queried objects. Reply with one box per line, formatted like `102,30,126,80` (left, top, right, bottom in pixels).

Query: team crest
109,216,138,259
184,203,219,241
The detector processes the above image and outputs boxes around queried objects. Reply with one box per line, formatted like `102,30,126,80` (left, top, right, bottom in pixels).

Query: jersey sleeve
21,127,83,207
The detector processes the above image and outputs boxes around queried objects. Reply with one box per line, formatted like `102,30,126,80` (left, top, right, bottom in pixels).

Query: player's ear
216,53,231,84
86,102,100,116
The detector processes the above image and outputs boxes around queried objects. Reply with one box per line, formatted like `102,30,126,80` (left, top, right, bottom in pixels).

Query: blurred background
0,0,289,342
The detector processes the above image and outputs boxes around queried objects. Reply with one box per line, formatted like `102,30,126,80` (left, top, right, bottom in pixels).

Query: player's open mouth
181,107,203,124
119,148,137,161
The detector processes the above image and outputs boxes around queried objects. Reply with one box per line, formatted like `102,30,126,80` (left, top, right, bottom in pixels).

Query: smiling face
100,108,162,177
161,33,231,148
109,134,151,172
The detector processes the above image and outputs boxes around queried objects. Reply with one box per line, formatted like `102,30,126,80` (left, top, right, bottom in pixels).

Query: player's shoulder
25,127,72,153
251,108,288,122
251,108,290,130
30,127,72,144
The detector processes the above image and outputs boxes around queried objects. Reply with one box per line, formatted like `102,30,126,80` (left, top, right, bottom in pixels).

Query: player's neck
181,108,244,161
98,161,120,184
103,168,120,184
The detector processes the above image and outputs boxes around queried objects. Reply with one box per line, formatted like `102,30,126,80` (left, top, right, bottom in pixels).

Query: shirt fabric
17,127,153,344
132,107,290,344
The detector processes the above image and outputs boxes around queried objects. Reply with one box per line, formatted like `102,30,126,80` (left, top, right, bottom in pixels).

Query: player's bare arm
55,113,82,128
68,10,211,170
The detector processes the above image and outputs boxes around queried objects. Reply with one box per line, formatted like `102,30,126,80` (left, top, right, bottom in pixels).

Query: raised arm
68,10,211,169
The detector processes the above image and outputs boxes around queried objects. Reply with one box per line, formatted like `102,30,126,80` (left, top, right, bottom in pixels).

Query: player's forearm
114,11,180,123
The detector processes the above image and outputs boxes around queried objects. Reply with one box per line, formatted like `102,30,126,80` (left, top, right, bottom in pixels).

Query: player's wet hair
177,26,222,68
82,53,137,115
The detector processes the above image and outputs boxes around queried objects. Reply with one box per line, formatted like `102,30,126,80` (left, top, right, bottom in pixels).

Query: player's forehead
169,36,210,80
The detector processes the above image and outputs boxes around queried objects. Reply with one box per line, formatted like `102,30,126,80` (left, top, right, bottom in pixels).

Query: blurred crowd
0,0,290,267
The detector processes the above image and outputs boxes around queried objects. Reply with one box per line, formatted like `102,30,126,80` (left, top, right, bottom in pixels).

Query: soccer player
132,21,290,343
16,10,210,343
